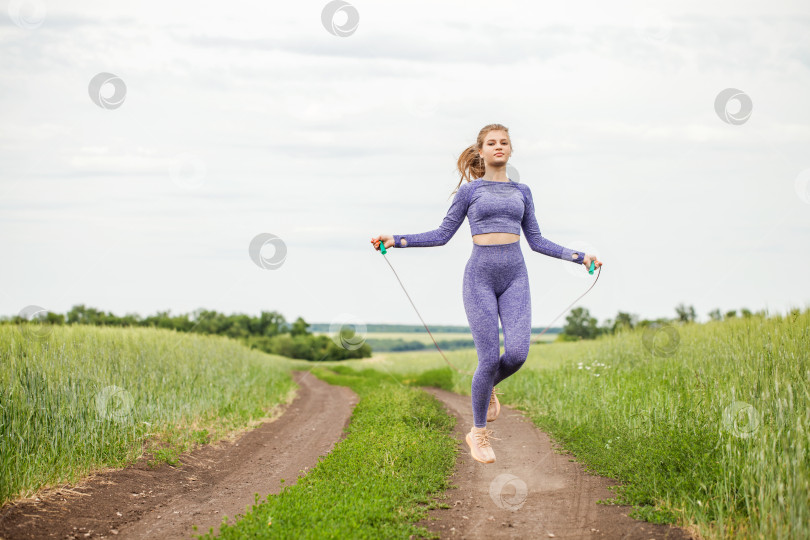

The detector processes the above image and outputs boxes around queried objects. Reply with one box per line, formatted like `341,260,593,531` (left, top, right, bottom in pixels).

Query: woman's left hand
583,254,603,270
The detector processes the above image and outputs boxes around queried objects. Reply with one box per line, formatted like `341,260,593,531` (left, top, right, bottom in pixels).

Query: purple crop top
393,178,586,264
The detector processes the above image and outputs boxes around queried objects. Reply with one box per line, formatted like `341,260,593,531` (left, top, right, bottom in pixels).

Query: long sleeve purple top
393,178,586,264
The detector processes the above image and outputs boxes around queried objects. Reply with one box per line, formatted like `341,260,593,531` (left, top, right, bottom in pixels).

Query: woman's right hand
371,234,394,251
583,254,603,270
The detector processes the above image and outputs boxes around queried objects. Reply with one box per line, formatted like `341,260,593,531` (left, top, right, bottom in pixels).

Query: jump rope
375,240,602,376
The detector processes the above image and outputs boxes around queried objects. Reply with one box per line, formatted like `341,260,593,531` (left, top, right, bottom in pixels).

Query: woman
371,123,603,464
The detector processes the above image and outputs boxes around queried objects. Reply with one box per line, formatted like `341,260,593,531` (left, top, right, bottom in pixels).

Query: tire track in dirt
416,387,699,540
0,370,358,539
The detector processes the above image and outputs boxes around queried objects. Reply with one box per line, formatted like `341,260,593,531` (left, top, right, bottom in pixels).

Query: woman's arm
519,183,586,264
393,182,472,247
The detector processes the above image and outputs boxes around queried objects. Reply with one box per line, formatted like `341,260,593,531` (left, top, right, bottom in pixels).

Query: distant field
317,336,576,382
313,331,560,345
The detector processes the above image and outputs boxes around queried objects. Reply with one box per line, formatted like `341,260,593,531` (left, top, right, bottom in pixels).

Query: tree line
6,302,801,353
558,302,793,340
1,305,371,362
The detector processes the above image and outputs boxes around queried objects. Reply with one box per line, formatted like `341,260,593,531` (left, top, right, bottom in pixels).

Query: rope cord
379,247,601,376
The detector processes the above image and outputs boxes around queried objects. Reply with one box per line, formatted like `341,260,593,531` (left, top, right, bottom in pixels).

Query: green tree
708,308,722,321
290,316,311,337
561,307,599,340
250,310,287,336
612,311,638,332
44,312,65,325
66,304,100,324
675,303,696,323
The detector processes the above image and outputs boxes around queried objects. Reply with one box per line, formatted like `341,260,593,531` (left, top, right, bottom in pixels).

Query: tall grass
350,309,809,539
0,324,296,505
498,311,809,539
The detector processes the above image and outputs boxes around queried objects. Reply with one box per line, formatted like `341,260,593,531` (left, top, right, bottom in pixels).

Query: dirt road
416,387,699,540
1,372,702,539
0,370,358,539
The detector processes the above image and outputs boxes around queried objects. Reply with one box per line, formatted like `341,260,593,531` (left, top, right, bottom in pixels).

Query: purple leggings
463,240,531,427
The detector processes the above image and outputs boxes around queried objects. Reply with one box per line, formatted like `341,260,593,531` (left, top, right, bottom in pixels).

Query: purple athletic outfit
394,178,585,427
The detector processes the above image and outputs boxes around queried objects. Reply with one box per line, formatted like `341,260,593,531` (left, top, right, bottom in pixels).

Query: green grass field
499,311,808,539
0,324,297,504
340,309,810,539
2,308,808,539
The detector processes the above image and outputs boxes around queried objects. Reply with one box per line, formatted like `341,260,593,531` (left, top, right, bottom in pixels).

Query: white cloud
1,0,809,326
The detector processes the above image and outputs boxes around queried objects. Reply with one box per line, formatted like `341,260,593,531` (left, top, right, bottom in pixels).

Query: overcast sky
1,0,809,331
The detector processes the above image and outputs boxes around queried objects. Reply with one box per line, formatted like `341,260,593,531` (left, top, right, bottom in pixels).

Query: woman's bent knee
502,349,528,370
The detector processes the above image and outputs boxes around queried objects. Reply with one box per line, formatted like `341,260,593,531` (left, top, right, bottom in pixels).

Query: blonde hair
452,123,511,196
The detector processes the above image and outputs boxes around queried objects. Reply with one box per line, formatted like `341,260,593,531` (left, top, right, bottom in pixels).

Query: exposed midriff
472,232,519,245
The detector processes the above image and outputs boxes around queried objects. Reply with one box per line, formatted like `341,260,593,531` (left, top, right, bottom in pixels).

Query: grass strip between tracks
197,365,457,539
